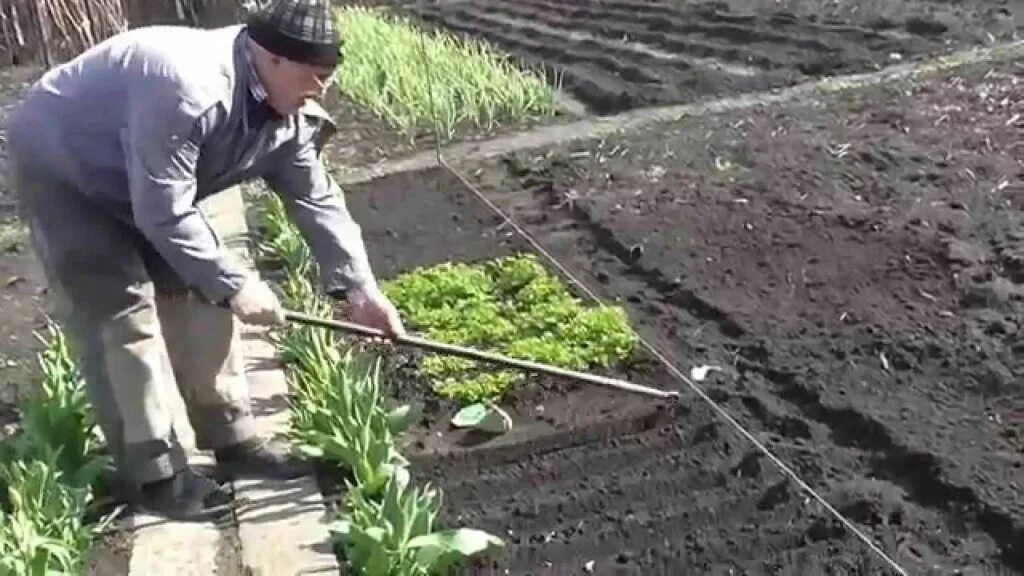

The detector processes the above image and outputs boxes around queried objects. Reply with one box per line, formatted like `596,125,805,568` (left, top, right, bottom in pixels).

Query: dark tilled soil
341,168,681,463
345,173,936,576
0,65,46,413
0,244,48,408
404,0,1022,114
340,58,1024,575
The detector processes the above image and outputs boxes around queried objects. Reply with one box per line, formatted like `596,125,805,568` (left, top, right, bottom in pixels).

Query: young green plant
1,327,109,489
0,323,109,576
285,339,421,497
451,402,512,434
257,192,312,278
382,253,639,404
0,456,94,575
330,470,502,575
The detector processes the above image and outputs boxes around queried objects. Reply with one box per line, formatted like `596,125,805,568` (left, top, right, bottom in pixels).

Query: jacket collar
237,29,278,131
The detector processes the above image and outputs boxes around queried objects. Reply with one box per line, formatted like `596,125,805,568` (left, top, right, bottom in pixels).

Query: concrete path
233,331,340,576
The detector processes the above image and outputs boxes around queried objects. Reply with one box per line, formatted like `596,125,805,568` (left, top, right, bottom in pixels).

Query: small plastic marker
690,365,723,381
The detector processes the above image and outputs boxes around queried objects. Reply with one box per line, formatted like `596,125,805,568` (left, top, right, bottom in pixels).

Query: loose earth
341,56,1024,575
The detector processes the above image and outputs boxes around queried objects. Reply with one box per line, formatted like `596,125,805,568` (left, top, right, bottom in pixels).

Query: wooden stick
283,310,680,400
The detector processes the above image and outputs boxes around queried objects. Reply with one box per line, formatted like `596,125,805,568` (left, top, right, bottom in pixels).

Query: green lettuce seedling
383,253,639,404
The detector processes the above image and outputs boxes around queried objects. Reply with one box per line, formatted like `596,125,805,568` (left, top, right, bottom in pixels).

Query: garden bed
252,167,685,574
322,0,1023,176
337,170,681,463
322,56,1024,574
321,5,574,174
403,0,1021,114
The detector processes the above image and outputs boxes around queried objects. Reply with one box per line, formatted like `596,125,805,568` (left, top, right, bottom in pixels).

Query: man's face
262,54,337,116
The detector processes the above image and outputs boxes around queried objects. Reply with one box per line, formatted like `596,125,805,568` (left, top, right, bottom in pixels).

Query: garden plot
321,6,568,173
252,166,687,575
338,171,680,454
404,0,1022,114
399,57,1020,574
333,172,900,574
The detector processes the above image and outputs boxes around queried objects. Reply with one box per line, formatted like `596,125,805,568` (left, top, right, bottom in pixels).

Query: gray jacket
6,24,374,303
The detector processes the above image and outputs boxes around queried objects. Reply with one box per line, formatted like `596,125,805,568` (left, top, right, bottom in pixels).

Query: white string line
408,5,908,574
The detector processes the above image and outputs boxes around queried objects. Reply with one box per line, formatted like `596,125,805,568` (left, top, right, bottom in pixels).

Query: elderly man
5,0,404,521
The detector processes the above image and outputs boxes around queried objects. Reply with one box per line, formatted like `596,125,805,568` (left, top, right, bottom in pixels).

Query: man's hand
346,284,406,339
229,276,286,326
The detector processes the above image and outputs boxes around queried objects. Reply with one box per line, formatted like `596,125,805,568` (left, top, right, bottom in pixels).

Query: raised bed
340,170,681,457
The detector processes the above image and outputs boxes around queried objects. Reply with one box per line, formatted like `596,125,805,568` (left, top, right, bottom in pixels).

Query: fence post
30,0,51,68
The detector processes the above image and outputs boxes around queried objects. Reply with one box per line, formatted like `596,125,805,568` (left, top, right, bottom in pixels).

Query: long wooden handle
283,310,680,400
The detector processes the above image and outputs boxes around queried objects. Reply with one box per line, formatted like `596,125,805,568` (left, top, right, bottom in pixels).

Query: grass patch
336,6,559,141
381,253,639,404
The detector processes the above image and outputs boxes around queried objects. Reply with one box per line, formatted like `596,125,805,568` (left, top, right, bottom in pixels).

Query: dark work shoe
136,467,234,522
214,435,312,481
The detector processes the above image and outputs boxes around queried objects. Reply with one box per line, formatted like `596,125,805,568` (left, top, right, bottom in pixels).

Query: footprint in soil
731,451,763,480
757,480,791,511
807,478,908,542
969,360,1017,396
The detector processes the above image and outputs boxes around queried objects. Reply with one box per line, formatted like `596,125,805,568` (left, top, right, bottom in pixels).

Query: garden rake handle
283,310,680,400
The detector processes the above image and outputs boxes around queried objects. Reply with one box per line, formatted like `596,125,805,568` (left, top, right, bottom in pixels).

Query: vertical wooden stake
31,0,51,68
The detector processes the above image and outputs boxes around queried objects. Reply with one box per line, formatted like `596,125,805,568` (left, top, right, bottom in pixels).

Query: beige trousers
13,163,256,489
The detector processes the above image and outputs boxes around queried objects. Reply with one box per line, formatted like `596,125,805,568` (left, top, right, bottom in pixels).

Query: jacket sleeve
261,110,376,298
123,90,249,303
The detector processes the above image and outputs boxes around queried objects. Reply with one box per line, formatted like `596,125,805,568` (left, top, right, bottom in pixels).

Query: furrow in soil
401,0,1008,113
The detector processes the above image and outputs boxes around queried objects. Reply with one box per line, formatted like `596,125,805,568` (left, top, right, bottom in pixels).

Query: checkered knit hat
247,0,340,68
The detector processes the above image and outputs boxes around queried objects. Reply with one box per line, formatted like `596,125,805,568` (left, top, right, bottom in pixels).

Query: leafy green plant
255,190,504,576
0,323,108,576
257,193,312,278
286,341,421,496
0,456,93,575
278,273,333,319
450,402,512,434
1,327,108,489
382,253,639,404
330,471,503,575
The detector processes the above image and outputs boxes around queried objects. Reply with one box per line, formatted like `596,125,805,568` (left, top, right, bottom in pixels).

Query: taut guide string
409,5,909,574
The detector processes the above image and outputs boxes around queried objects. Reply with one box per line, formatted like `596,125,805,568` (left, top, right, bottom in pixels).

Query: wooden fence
0,0,248,67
